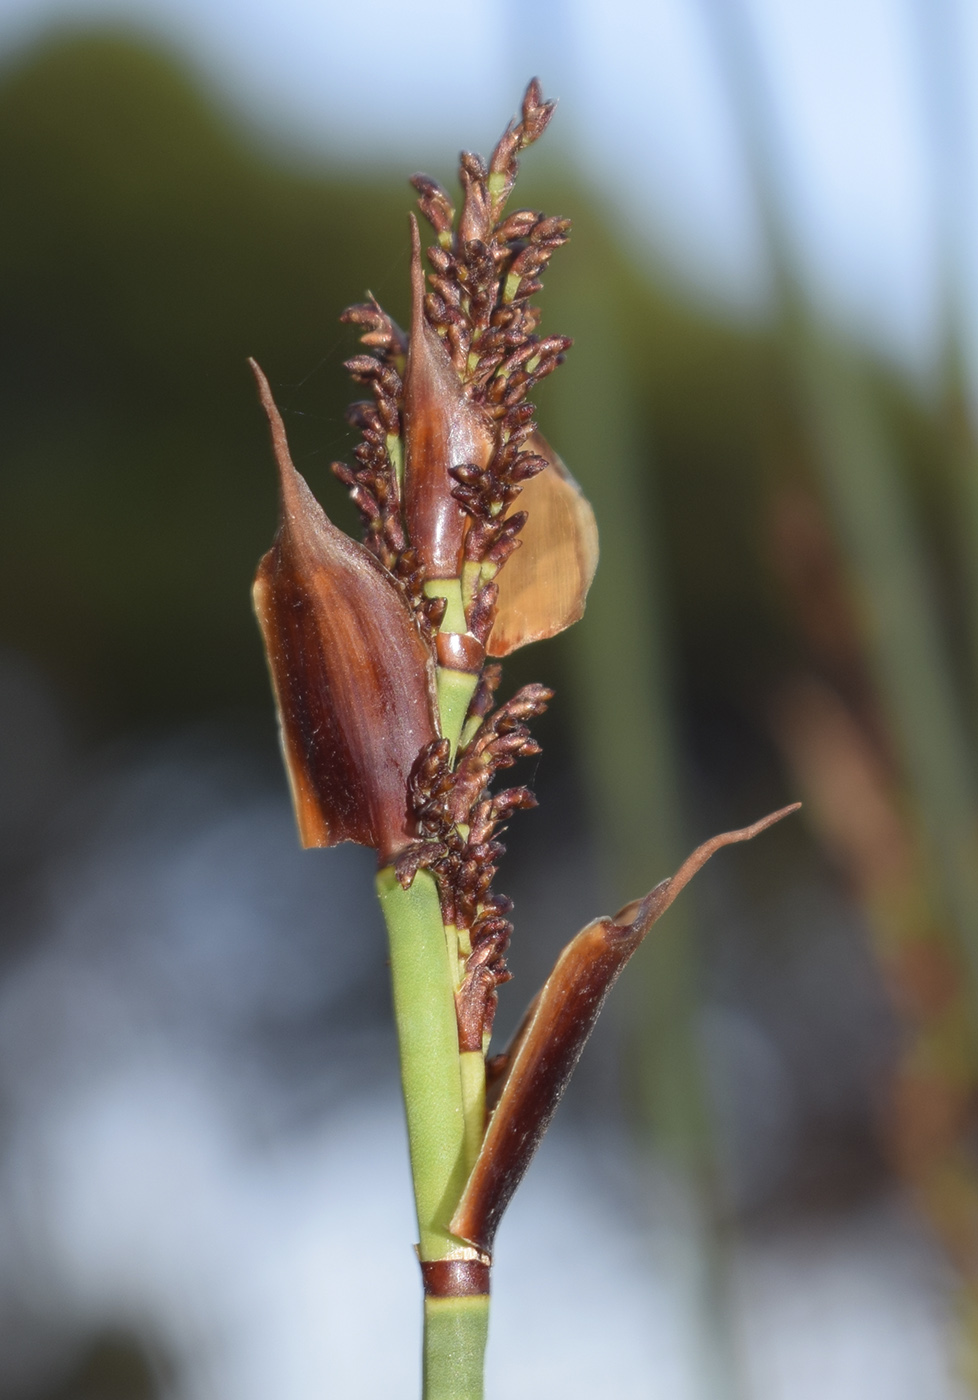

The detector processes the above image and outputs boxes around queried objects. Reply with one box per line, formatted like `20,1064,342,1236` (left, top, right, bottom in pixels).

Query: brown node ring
435,631,485,673
420,1259,491,1298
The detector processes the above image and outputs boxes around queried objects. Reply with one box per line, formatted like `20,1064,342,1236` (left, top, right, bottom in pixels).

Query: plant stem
436,667,479,759
423,1296,490,1400
423,580,479,757
376,867,469,1260
377,868,491,1398
380,593,491,1394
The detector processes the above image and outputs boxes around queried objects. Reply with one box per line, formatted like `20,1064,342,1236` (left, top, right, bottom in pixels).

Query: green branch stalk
376,650,496,1398
378,866,490,1398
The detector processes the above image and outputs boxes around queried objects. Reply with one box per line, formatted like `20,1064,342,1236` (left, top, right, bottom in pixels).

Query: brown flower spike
255,79,603,1020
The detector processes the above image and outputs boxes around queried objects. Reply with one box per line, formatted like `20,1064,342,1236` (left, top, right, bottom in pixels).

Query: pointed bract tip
249,357,303,514
408,215,425,329
745,800,802,835
621,801,803,936
249,356,280,433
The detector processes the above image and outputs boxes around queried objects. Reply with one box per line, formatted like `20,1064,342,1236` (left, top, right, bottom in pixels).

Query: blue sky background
1,0,976,379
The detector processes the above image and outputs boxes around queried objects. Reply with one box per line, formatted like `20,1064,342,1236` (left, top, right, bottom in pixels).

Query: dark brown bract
251,361,439,864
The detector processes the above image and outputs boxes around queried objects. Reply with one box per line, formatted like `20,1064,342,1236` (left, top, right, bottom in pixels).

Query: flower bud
250,360,439,865
488,431,598,657
402,217,495,579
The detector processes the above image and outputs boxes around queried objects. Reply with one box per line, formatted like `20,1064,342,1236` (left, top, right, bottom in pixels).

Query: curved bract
251,359,439,864
488,431,599,657
451,805,801,1255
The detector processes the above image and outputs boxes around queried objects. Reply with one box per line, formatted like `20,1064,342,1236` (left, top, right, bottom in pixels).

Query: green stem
381,579,491,1396
424,578,468,633
436,667,479,759
423,1296,489,1400
378,869,491,1398
423,579,479,757
377,867,469,1260
459,1050,486,1173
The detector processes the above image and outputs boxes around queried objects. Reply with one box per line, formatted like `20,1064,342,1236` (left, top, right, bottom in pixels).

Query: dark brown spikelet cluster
396,671,553,1049
412,80,571,595
332,341,404,569
412,79,568,390
331,79,572,632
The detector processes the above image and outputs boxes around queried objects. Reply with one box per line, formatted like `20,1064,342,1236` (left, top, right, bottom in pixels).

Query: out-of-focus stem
543,212,742,1400
913,0,978,724
544,226,702,1157
790,329,978,991
704,0,978,1005
423,1295,489,1400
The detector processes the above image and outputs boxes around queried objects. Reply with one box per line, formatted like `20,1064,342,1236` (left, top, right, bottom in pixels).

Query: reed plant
248,82,795,1398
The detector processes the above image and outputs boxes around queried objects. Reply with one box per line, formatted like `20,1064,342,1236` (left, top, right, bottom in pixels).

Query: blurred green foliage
0,31,418,729
0,25,870,741
30,1334,161,1400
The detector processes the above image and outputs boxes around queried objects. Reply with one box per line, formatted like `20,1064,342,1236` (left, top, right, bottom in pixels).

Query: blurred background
1,1,978,1396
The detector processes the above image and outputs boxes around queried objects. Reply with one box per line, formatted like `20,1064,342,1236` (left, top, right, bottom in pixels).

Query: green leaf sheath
436,668,479,760
376,867,469,1261
423,578,479,759
423,1296,490,1400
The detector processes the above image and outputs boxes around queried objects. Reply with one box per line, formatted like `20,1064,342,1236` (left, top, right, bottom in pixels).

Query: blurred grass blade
540,215,751,1400
790,330,978,992
704,0,978,1006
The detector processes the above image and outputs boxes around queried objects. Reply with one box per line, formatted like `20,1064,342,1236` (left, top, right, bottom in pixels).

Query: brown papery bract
451,804,801,1255
250,359,439,865
488,431,598,657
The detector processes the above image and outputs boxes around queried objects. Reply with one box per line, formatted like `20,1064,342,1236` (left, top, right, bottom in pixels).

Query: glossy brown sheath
451,805,800,1255
402,217,495,579
250,359,440,864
